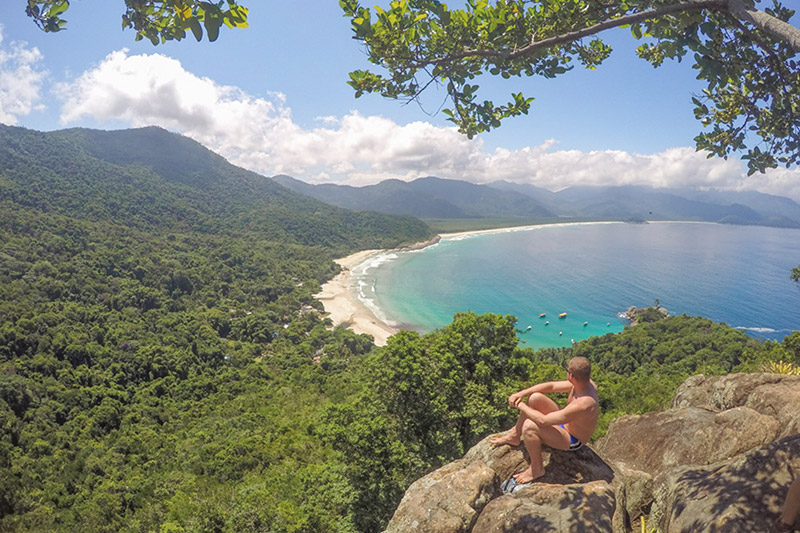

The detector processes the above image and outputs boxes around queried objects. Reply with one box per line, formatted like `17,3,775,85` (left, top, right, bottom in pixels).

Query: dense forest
1,125,798,532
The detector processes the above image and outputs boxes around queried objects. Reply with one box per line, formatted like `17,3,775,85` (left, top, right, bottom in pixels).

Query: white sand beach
314,249,399,346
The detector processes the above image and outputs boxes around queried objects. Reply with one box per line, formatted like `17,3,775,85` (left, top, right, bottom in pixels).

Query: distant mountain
271,174,800,228
550,185,768,223
682,189,800,224
0,125,432,251
488,183,800,228
486,180,560,208
271,175,555,220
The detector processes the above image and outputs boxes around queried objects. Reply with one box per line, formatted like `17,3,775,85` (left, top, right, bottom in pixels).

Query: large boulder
672,373,800,438
384,435,615,532
595,406,780,476
384,459,501,533
650,434,800,532
472,480,615,533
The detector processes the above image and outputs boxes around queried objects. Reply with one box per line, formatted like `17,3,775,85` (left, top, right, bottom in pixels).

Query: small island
625,302,669,326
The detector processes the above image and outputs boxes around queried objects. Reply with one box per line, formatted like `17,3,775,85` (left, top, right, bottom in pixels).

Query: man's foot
490,432,521,447
770,518,795,533
512,467,545,484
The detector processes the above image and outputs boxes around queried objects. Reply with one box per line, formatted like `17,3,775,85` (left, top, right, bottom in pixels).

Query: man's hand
508,392,525,407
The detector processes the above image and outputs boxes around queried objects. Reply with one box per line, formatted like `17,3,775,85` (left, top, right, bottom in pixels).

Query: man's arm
516,396,593,426
509,380,572,406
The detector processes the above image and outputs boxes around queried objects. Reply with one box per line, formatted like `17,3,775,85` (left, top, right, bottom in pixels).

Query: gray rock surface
384,459,501,533
595,406,780,475
472,480,615,533
649,434,800,532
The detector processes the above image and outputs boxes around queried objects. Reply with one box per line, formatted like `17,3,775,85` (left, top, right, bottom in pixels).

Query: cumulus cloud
56,49,800,200
0,26,47,125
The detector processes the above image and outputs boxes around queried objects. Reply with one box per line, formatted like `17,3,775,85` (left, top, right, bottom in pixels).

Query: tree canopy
25,0,249,44
341,0,800,175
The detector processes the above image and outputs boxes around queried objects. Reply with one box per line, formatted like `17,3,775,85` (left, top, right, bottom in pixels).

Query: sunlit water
351,222,800,349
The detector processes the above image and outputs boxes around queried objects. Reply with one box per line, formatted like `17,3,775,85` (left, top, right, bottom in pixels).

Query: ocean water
351,222,800,349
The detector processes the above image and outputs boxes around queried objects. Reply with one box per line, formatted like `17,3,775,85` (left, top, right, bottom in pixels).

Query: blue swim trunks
558,424,583,451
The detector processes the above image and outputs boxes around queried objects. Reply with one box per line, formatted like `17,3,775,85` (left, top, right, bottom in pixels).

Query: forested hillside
1,126,798,532
0,125,432,251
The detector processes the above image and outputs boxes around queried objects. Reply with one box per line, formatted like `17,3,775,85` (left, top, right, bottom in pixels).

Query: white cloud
0,26,47,125
55,49,800,201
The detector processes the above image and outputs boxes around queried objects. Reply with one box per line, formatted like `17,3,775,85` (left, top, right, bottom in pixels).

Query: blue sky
1,1,799,199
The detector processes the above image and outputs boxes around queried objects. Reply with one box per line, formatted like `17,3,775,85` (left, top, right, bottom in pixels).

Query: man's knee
528,392,547,407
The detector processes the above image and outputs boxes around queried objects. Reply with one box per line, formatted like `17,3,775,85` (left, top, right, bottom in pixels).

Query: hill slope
0,125,432,250
0,125,435,531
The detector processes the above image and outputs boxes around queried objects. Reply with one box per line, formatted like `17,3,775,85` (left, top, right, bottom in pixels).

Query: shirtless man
491,356,599,483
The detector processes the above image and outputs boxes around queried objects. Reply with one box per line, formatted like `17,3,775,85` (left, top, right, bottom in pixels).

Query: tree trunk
728,0,800,53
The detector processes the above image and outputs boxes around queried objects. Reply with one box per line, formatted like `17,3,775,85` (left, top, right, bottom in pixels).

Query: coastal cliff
383,373,800,532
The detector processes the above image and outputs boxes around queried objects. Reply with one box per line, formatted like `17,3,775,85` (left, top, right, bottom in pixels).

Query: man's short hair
567,356,591,382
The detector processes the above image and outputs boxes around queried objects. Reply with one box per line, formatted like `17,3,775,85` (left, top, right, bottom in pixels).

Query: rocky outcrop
671,373,800,438
385,437,615,532
384,373,800,532
394,235,441,252
594,406,780,476
624,305,669,326
648,435,800,532
472,480,616,532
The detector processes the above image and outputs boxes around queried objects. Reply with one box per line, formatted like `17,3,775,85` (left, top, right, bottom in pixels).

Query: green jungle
1,125,799,532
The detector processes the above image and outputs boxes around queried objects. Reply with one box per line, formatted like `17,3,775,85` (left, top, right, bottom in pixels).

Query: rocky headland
624,305,669,327
383,372,800,532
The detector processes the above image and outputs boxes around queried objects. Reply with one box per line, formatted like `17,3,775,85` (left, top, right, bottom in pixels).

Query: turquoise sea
351,222,800,349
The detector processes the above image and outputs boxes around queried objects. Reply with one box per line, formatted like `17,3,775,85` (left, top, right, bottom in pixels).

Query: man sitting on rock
491,356,599,484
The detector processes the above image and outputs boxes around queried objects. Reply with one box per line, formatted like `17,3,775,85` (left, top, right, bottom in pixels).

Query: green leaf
189,19,203,41
204,17,221,42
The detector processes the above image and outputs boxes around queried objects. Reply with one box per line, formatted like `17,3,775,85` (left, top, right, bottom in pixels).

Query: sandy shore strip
315,221,623,346
315,249,399,346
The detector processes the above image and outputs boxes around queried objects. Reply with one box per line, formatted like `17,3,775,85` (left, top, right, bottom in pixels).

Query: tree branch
421,0,729,67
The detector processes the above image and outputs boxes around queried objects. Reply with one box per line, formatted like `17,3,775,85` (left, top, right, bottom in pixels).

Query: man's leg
513,417,570,483
779,477,800,528
491,393,561,446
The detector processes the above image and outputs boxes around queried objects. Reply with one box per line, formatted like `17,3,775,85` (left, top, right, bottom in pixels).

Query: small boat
558,312,567,319
526,325,532,330
583,321,588,327
539,313,546,318
545,321,549,325
559,331,563,336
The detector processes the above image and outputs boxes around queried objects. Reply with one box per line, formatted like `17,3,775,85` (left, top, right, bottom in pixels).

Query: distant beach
315,249,397,345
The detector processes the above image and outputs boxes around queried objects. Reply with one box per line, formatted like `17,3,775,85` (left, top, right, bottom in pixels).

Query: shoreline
314,249,399,346
314,222,615,345
313,220,676,346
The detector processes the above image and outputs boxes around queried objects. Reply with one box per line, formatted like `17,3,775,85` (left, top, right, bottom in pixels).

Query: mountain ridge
272,174,800,228
271,175,555,220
